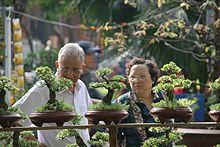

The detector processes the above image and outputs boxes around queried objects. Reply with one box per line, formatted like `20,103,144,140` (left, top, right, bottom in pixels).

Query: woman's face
128,64,153,95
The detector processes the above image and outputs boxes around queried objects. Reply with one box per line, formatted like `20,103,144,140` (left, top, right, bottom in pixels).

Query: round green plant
35,66,74,112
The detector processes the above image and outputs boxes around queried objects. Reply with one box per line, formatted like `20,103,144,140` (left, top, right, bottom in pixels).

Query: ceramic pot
85,110,128,125
208,110,220,122
0,114,21,128
150,107,193,124
29,111,75,127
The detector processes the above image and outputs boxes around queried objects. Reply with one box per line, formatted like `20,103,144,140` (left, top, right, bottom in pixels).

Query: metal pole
4,14,11,104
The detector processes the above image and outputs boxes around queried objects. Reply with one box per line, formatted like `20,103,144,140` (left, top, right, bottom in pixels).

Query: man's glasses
59,66,83,75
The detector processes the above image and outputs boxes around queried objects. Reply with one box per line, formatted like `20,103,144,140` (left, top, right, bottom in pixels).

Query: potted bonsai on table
0,76,27,128
85,68,129,125
208,76,220,122
29,66,75,127
150,61,197,123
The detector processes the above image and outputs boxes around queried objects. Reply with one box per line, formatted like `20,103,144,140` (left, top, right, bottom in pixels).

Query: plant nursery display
85,68,129,124
0,76,27,128
150,61,197,123
29,66,75,126
208,76,220,122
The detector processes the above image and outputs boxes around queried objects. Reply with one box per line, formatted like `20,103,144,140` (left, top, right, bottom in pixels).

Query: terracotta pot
208,110,220,122
150,107,193,124
0,114,21,128
85,110,128,125
29,111,75,127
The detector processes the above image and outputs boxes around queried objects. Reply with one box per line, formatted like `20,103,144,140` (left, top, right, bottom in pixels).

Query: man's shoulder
77,79,87,88
116,92,130,104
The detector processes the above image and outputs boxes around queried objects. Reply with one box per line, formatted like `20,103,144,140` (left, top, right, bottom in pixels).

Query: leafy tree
103,0,220,96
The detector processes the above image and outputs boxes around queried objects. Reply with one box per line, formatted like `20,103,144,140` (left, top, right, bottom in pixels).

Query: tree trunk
102,89,114,105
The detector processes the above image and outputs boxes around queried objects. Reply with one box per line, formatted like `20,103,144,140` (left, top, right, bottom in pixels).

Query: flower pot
150,107,193,124
208,110,220,122
0,114,21,128
85,110,128,125
29,111,75,127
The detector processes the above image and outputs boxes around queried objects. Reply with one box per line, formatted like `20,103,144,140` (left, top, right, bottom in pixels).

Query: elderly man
13,43,92,147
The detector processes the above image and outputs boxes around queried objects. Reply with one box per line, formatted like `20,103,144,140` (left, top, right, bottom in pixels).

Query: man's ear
82,63,86,71
55,61,59,69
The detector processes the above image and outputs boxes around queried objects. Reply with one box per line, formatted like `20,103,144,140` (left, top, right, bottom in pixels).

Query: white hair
58,43,85,63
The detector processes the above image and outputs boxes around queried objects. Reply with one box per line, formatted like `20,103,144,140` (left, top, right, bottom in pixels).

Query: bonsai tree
152,61,196,109
0,76,28,127
0,76,18,112
209,76,220,110
142,127,186,147
88,131,109,147
89,68,128,110
56,114,88,146
57,114,109,147
85,68,129,125
208,76,220,122
34,66,73,112
0,131,40,147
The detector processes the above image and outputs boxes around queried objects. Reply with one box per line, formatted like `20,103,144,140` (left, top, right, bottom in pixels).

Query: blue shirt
117,92,163,147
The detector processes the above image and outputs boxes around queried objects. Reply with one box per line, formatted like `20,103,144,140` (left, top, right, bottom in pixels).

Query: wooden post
109,127,118,147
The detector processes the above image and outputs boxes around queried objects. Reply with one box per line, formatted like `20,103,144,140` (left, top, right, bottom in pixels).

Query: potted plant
85,68,129,125
0,76,27,128
29,66,75,127
0,131,40,147
208,76,220,122
150,61,197,123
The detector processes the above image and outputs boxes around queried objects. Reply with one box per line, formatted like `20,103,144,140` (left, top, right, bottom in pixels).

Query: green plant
88,131,109,147
0,76,18,111
152,61,196,109
56,114,87,147
89,103,129,111
0,76,28,119
89,68,127,109
142,127,186,147
0,131,40,147
209,76,220,110
34,66,73,112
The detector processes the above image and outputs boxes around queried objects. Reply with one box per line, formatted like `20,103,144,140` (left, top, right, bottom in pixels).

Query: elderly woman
116,57,163,147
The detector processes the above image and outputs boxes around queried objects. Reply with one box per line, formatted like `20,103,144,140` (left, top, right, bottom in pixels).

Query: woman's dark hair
125,57,159,86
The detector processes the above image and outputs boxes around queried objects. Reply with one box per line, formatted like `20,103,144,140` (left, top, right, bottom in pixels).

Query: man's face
56,56,84,86
85,53,97,70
